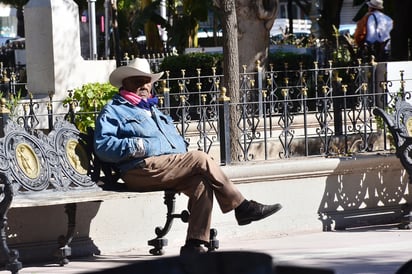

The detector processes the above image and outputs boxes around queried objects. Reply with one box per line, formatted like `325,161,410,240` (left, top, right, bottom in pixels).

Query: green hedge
160,53,223,77
160,51,315,74
268,51,315,70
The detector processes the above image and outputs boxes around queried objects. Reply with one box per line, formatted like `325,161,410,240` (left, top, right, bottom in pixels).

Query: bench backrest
0,118,99,195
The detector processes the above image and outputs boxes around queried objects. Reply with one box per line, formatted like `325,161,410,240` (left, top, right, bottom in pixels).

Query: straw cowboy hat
366,0,383,10
109,58,164,88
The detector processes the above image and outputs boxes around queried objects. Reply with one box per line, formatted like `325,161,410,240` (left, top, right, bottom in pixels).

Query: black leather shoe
180,245,207,257
235,200,282,226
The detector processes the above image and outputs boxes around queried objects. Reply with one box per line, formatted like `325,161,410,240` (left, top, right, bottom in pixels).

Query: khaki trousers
121,150,245,242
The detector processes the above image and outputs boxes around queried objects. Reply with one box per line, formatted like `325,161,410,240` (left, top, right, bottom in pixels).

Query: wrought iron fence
1,60,406,165
146,60,396,164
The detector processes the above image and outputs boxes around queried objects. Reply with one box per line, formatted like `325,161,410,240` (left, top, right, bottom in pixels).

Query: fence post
256,60,263,117
158,78,170,110
65,90,76,124
0,98,10,137
47,92,54,131
218,87,231,165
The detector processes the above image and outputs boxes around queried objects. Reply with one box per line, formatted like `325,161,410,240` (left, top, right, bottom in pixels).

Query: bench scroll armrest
373,106,412,183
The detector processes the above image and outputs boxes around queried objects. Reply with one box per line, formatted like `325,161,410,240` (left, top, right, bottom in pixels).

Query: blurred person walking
354,0,393,62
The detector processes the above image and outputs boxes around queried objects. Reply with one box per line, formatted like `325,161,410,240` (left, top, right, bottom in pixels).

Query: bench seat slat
10,189,145,208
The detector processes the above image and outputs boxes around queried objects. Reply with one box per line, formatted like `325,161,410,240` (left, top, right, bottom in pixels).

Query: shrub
160,53,223,77
67,82,118,132
268,51,315,70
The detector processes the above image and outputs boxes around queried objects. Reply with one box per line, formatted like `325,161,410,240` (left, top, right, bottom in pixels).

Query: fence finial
219,87,230,102
159,80,169,94
0,98,10,114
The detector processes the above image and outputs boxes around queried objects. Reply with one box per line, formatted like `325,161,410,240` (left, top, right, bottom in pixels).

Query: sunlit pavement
2,227,412,274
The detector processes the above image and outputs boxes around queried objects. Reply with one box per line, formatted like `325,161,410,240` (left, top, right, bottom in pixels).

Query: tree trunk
214,0,278,162
16,6,24,37
390,0,412,60
287,0,293,33
214,0,241,163
142,0,164,52
318,0,344,40
236,0,278,72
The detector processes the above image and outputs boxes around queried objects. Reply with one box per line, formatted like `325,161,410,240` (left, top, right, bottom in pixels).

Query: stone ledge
4,153,409,263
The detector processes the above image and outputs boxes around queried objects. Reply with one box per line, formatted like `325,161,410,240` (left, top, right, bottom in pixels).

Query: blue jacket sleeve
94,111,143,163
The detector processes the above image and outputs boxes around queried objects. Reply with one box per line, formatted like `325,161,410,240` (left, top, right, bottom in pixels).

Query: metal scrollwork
0,118,97,194
49,119,95,188
0,139,9,172
4,128,51,192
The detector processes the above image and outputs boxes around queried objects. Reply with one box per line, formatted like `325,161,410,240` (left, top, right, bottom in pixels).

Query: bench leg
54,203,76,266
147,191,220,255
148,190,189,255
399,203,412,229
0,181,22,274
206,228,219,252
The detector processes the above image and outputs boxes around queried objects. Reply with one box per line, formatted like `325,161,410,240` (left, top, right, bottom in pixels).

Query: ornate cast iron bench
373,94,412,229
373,96,412,186
0,115,218,274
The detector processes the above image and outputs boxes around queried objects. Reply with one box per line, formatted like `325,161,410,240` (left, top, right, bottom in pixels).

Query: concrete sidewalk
2,227,412,274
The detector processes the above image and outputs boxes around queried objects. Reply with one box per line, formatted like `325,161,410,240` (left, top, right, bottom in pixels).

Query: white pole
88,0,98,59
160,0,167,47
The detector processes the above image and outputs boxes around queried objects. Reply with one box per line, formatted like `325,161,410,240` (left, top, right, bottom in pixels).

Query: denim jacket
94,93,188,173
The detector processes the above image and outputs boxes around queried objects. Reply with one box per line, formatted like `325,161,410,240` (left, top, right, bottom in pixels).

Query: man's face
122,76,152,98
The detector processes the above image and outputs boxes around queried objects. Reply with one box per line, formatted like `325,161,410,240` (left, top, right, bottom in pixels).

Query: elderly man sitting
94,58,282,256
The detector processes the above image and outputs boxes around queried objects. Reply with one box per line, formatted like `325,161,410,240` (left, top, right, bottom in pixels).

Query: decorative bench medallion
5,130,51,192
406,117,412,136
66,139,88,175
15,143,40,179
50,119,95,188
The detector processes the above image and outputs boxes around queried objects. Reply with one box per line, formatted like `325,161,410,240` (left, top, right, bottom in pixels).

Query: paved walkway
2,227,412,274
